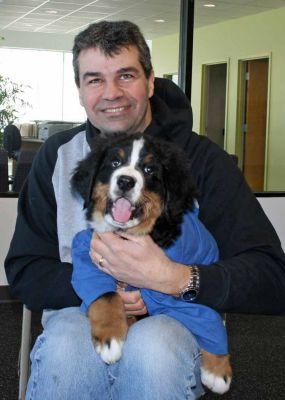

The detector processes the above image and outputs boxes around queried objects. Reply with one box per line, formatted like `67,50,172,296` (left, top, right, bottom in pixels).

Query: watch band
179,265,200,302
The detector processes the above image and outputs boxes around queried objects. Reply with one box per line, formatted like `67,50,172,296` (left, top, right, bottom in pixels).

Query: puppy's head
71,132,197,247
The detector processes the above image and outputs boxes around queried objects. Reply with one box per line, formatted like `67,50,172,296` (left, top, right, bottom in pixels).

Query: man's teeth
105,107,125,113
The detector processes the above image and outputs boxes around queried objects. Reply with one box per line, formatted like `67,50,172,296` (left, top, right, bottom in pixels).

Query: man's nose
103,80,123,100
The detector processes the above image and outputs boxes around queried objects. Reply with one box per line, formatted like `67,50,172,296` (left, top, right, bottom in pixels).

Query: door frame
200,58,230,149
236,54,272,190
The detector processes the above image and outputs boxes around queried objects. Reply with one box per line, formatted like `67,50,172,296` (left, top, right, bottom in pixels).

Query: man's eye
120,73,133,80
111,159,122,168
88,78,102,85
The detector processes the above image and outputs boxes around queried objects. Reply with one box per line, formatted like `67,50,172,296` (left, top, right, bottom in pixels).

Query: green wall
152,8,285,191
152,33,179,78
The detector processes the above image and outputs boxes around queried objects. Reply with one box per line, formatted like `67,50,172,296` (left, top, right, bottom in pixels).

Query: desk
21,137,44,152
9,138,43,178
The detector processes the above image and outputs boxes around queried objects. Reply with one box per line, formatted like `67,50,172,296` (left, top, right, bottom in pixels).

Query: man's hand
89,231,189,295
117,288,147,316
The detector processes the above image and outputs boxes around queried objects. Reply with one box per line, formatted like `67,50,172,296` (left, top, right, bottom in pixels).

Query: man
5,21,285,400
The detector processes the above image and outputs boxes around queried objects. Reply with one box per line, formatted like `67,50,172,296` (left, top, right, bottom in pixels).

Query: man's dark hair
72,20,153,87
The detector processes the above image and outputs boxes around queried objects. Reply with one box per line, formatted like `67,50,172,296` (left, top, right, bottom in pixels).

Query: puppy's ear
151,137,197,213
70,139,107,208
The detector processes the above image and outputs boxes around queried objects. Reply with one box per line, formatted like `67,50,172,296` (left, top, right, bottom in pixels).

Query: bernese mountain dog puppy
71,132,232,394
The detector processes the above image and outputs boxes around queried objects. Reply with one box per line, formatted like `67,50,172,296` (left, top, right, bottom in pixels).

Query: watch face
182,289,197,302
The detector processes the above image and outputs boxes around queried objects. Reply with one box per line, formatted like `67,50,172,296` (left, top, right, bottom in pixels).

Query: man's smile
103,106,128,114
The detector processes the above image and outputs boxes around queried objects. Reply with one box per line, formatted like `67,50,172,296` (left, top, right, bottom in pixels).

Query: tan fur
118,148,125,159
126,315,137,327
88,293,128,347
143,153,154,164
127,191,163,235
91,182,109,218
202,349,232,380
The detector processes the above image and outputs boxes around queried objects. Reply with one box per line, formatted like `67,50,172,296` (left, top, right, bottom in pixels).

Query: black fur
71,132,198,248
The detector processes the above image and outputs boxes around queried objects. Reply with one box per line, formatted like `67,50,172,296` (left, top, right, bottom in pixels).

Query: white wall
0,197,17,285
257,197,285,251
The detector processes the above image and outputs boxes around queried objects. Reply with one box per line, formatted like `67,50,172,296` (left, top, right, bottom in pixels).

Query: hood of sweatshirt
146,77,193,148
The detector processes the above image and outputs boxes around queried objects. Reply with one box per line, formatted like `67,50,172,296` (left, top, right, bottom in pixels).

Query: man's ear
78,86,84,107
148,70,155,99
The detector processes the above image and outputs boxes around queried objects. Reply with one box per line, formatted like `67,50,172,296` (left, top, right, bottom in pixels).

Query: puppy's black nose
117,175,136,191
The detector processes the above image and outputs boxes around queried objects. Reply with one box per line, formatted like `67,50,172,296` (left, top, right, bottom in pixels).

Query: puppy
71,132,232,394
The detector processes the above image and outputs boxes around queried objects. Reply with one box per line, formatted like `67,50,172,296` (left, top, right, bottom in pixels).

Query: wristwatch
179,265,200,302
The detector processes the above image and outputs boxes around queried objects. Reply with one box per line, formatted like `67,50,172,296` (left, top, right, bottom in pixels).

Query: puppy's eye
144,165,154,175
111,159,122,168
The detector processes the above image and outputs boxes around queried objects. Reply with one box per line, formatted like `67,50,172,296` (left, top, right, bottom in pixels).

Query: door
200,63,227,149
242,59,269,191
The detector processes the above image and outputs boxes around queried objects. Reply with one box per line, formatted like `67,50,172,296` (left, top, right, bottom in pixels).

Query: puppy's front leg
88,292,128,364
201,350,232,394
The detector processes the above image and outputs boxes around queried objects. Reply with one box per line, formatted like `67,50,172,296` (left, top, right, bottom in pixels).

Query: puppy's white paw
201,367,232,394
95,338,124,364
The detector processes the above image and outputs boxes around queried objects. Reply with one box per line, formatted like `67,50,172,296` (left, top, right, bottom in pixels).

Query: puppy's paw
95,337,124,364
88,292,128,364
201,367,232,394
201,350,232,394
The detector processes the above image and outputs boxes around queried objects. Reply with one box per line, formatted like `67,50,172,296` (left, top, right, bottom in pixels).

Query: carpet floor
0,302,284,400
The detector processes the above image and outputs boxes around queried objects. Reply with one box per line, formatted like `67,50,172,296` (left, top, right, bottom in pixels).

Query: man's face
77,45,154,135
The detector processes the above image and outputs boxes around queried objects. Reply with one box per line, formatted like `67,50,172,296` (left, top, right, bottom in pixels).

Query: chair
3,124,22,160
0,149,9,192
12,150,37,192
18,305,32,400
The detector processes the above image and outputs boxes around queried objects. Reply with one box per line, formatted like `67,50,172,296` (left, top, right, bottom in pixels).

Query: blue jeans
25,307,205,400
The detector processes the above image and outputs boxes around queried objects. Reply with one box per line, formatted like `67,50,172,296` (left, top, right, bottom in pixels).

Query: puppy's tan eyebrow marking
144,154,154,164
118,148,125,159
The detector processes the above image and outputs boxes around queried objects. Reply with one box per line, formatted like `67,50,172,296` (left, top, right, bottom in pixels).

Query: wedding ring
98,256,105,267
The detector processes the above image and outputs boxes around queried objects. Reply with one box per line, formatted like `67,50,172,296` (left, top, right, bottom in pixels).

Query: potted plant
0,74,28,149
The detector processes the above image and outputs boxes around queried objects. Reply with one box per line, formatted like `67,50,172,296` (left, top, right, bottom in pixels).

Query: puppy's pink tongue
112,198,133,223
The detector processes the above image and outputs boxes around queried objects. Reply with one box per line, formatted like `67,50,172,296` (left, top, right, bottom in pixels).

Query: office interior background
0,0,285,192
0,1,285,399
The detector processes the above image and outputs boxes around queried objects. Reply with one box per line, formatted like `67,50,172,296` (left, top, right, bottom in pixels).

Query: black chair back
12,150,37,192
0,149,9,192
3,124,22,159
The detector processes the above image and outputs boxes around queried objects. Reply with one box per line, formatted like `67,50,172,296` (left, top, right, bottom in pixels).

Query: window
0,48,86,123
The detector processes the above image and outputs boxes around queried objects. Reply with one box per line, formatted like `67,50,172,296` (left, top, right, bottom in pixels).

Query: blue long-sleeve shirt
71,209,228,354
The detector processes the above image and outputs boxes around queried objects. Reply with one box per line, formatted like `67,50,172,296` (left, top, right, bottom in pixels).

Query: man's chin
90,118,146,136
92,121,131,136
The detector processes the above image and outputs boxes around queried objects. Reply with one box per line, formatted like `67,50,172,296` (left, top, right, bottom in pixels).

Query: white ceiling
0,0,285,39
